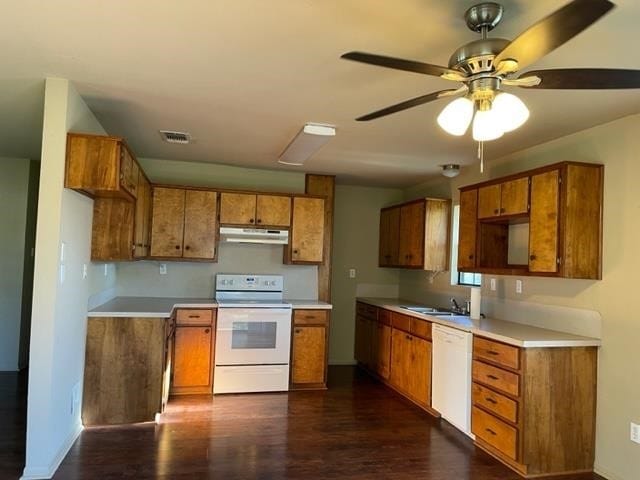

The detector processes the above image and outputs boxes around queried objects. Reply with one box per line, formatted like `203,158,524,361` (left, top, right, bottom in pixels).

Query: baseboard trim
21,422,83,480
594,464,619,480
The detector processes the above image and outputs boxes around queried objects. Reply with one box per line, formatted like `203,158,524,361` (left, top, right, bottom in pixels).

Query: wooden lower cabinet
171,309,216,395
82,317,169,425
389,327,431,407
371,321,391,379
290,309,330,390
471,336,598,477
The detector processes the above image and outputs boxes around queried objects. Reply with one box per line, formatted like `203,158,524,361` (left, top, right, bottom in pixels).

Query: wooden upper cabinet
458,189,478,269
424,199,450,271
91,198,135,261
288,196,325,264
529,170,560,273
399,201,426,267
183,190,218,259
478,184,502,219
501,178,529,216
459,161,603,279
256,195,291,227
150,187,186,258
478,178,529,218
219,193,257,225
379,207,400,267
65,133,140,199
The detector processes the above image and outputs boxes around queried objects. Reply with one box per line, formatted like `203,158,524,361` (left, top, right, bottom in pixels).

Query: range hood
219,227,289,245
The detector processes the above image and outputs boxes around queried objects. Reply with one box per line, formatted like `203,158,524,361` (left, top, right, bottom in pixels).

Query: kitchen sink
401,306,454,316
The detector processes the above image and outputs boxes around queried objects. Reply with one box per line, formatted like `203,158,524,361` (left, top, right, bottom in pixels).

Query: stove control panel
215,274,284,292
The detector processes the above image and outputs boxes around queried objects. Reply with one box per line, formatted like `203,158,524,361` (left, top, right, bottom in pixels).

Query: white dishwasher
432,324,474,438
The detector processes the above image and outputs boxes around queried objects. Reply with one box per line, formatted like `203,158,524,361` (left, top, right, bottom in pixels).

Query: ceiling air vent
159,130,191,144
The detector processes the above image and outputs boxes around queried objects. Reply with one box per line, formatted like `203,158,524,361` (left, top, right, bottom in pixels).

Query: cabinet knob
293,249,299,254
500,207,505,213
295,329,301,334
256,219,262,224
530,254,537,261
175,245,180,250
249,218,255,224
185,245,190,250
494,209,499,214
468,254,474,260
204,328,210,334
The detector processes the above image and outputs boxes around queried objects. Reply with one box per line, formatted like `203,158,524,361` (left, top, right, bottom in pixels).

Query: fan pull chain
477,141,484,173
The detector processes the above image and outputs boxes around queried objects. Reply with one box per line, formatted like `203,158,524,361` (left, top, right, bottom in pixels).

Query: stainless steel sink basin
401,306,454,316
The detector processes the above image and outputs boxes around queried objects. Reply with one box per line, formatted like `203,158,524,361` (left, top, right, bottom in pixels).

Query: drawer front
472,406,518,460
472,382,518,423
411,318,432,341
356,302,377,320
474,336,520,370
378,309,392,326
176,309,214,326
293,309,329,325
473,360,520,397
391,312,411,333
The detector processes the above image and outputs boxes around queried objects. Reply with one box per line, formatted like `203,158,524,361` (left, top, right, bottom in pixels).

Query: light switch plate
631,422,640,444
159,264,167,275
104,264,108,276
60,242,65,263
82,264,88,279
349,268,356,279
490,278,496,291
516,279,523,294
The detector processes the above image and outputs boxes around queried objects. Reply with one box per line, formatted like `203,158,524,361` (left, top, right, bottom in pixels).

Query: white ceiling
2,0,640,186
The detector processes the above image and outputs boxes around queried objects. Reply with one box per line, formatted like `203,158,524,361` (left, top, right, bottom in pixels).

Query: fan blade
342,51,466,81
517,68,640,89
494,0,615,73
356,88,463,122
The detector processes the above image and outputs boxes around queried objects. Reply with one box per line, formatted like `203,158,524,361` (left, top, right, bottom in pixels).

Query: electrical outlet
104,264,108,276
631,422,640,444
159,264,167,275
82,264,88,279
60,242,65,263
349,268,356,279
490,278,496,291
515,279,523,294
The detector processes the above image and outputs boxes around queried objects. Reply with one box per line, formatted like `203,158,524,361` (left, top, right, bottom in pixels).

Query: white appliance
432,324,474,437
219,227,289,245
214,274,292,394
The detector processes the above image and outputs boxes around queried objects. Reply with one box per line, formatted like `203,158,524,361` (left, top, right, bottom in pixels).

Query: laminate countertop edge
88,296,332,318
357,297,601,348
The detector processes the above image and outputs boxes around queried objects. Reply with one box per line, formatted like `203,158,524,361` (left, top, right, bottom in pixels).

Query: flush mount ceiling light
278,123,336,166
441,164,461,178
341,0,640,169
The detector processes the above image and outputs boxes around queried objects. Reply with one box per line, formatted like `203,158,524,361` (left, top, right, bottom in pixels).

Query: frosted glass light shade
437,97,474,136
472,108,504,141
492,92,529,132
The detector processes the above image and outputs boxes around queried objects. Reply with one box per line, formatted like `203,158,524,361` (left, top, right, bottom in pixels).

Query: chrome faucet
450,297,470,315
450,297,461,313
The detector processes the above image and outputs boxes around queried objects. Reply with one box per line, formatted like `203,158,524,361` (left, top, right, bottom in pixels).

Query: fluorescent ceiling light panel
278,123,336,166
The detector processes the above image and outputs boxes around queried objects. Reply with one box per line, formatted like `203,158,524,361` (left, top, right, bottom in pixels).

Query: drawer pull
487,374,499,380
485,428,497,436
304,315,316,319
405,334,413,341
485,397,498,404
188,315,200,319
487,350,500,356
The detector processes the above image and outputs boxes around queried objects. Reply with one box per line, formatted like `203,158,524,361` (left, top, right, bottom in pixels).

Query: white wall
23,78,114,479
0,157,30,371
400,113,640,480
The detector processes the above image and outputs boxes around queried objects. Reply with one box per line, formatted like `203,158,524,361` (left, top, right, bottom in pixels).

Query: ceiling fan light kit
341,0,640,169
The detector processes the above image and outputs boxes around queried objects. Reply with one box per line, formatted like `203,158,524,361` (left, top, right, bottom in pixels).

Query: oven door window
231,322,277,349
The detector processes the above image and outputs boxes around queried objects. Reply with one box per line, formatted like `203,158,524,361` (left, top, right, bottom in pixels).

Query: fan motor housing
448,38,510,75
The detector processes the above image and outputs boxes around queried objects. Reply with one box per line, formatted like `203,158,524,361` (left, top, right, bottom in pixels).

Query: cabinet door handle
485,397,498,404
530,254,537,260
487,350,500,356
405,334,412,341
485,428,497,436
487,374,499,380
204,328,210,334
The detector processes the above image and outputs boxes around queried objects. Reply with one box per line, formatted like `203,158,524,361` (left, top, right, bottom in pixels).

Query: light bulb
492,92,529,132
472,108,504,142
437,97,474,136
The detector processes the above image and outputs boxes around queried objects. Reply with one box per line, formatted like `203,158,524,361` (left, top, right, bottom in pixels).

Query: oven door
215,308,292,366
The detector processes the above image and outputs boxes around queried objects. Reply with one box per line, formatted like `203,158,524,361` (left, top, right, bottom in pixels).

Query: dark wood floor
2,367,605,479
0,371,27,480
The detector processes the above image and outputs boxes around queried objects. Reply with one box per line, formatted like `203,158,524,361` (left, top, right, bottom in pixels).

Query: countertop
88,296,332,318
357,297,601,348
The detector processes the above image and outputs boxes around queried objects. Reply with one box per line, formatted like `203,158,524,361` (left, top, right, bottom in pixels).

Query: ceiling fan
341,0,640,143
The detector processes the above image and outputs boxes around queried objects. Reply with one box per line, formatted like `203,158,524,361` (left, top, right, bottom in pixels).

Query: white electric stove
213,274,292,394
